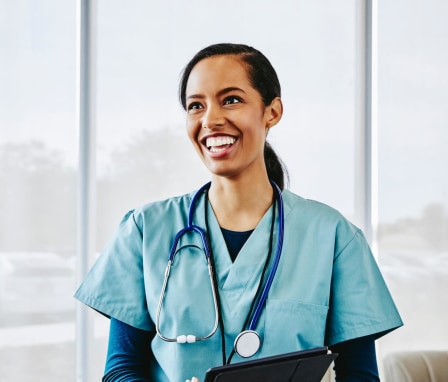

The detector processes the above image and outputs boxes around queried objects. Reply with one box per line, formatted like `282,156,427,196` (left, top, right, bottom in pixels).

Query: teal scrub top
74,188,403,382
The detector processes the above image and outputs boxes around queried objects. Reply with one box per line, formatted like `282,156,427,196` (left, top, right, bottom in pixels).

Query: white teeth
205,136,236,149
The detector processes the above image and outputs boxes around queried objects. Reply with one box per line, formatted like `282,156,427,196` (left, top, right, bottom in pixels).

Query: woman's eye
187,102,203,111
223,96,242,105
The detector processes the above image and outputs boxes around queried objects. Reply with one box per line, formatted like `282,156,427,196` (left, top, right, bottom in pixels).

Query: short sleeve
325,227,403,345
74,210,154,331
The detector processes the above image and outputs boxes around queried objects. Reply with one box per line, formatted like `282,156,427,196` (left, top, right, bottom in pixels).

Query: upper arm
329,335,379,382
103,318,154,381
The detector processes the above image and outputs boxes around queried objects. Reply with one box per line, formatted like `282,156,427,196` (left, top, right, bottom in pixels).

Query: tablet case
204,347,337,382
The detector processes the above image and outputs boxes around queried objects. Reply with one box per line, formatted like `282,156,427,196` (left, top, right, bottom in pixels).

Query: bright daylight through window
0,1,446,381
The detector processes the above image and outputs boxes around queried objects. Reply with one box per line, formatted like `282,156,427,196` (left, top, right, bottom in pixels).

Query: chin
206,166,239,179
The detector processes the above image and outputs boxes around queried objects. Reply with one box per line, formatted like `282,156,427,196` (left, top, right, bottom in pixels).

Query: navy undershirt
103,228,379,381
220,227,253,262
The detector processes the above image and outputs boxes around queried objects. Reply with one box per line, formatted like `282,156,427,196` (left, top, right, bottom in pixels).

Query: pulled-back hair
179,43,289,189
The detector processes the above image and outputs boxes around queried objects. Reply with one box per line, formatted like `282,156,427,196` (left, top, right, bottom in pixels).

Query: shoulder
129,190,195,231
282,189,361,246
283,190,355,227
136,192,193,215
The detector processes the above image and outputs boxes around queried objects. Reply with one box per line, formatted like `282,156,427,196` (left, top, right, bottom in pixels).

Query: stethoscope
156,181,285,361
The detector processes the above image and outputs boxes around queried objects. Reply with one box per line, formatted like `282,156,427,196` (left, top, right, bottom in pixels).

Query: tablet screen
204,347,337,382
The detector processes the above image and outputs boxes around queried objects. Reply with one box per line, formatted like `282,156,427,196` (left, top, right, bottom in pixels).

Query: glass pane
0,1,77,381
96,0,357,247
377,0,448,356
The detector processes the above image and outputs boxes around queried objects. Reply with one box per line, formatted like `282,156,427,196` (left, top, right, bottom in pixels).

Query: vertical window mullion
354,0,377,251
76,1,97,381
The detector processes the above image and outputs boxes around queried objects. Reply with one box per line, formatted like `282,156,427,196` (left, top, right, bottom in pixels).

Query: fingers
186,377,200,382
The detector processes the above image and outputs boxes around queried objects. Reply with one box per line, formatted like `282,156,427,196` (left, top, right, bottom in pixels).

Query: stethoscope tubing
165,181,213,263
248,181,284,330
168,225,211,262
188,182,212,226
156,180,284,350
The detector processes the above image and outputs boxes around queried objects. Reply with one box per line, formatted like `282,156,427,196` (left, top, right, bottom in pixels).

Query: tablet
204,347,337,382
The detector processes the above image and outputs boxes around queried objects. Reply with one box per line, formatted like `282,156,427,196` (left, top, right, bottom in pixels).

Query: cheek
186,119,200,145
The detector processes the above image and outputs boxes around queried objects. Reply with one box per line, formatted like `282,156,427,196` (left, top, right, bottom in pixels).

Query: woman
75,43,403,382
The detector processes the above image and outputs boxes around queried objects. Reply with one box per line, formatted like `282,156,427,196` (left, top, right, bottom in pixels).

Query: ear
265,97,283,129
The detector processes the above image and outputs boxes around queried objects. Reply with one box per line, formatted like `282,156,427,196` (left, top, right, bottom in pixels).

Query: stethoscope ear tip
177,335,197,343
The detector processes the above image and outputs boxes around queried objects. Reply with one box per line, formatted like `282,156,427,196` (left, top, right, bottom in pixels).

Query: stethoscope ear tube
155,254,220,343
155,262,174,342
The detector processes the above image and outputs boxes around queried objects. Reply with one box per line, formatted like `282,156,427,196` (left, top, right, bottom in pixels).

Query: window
1,1,445,381
0,1,78,379
376,0,448,354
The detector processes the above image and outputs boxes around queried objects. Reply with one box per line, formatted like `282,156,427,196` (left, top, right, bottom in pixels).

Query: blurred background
0,0,447,381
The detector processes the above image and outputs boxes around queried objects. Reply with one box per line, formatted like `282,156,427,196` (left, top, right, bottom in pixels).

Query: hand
186,377,200,382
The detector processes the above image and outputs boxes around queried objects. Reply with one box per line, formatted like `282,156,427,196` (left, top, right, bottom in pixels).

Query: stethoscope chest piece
234,330,261,358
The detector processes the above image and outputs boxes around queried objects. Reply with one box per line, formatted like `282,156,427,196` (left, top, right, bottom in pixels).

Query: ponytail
264,141,289,190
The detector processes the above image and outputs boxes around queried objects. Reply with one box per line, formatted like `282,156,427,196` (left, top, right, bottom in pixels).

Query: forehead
186,55,252,95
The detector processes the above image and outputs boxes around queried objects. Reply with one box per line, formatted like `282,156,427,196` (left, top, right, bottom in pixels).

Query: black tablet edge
204,346,331,382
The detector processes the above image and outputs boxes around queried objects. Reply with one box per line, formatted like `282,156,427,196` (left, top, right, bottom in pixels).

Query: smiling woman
75,43,402,382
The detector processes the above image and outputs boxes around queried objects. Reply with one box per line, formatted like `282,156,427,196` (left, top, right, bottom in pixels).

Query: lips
204,135,236,153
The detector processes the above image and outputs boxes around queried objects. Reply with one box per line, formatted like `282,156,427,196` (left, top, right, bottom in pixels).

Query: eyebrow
186,86,246,101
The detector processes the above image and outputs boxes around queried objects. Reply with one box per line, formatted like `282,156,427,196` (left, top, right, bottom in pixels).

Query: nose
202,103,225,129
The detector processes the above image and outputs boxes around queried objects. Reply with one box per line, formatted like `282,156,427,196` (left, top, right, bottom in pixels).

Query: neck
207,175,274,231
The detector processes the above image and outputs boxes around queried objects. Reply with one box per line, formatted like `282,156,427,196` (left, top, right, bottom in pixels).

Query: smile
205,136,236,152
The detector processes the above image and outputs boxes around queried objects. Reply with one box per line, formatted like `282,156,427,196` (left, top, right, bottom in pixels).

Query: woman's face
185,55,280,181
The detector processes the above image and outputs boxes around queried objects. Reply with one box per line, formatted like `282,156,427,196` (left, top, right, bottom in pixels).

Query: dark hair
179,43,289,189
